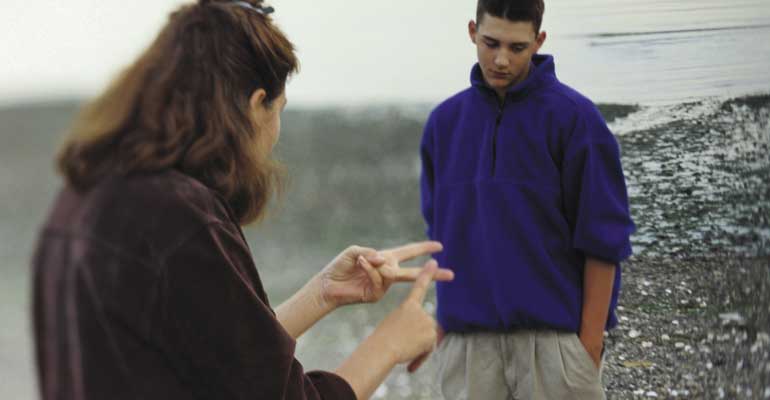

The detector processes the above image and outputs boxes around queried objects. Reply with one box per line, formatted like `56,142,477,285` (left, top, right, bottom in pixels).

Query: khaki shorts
434,330,606,400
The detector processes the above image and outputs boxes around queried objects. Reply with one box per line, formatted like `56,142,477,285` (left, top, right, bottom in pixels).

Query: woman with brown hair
31,1,453,399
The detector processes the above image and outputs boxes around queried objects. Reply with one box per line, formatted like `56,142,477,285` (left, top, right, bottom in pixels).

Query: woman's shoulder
131,170,232,223
98,169,233,227
43,170,238,264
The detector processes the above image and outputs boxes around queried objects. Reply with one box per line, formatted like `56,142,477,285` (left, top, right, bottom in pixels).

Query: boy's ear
534,31,547,52
468,20,478,44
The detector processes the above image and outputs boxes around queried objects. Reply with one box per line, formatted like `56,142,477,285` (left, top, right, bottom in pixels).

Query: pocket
571,334,602,375
556,333,601,385
554,333,606,399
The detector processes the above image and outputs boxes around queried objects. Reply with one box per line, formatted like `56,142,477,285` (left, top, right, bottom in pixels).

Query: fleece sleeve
420,113,437,239
561,105,636,264
155,222,356,400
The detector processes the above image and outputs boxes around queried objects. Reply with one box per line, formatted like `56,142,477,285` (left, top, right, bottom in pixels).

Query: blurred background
1,0,769,398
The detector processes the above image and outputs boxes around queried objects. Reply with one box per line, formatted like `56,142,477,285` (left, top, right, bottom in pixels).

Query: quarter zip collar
470,54,558,104
470,55,557,177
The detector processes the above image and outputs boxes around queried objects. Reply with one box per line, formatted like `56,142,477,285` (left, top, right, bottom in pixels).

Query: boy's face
469,13,547,98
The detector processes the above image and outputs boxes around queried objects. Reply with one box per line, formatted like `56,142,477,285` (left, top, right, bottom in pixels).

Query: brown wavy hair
57,0,298,225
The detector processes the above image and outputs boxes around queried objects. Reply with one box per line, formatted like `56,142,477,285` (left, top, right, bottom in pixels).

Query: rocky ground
604,255,769,399
602,95,770,399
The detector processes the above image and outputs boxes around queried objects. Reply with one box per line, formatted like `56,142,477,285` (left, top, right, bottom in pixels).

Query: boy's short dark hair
476,0,545,33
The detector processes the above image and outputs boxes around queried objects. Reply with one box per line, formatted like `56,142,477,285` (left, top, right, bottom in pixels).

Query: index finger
384,241,443,263
407,260,439,304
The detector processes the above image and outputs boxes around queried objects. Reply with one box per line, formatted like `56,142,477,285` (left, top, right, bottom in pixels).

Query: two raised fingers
379,241,454,282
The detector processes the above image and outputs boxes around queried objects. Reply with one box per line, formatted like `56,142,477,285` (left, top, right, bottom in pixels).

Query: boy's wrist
578,328,605,367
579,319,605,347
579,332,604,349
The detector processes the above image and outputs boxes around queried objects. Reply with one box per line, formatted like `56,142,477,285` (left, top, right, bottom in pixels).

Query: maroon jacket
32,170,355,400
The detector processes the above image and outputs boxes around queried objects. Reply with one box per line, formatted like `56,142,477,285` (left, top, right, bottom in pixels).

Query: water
543,0,770,105
2,2,770,399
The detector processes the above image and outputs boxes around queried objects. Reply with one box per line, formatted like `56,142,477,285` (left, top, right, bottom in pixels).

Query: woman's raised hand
318,241,453,307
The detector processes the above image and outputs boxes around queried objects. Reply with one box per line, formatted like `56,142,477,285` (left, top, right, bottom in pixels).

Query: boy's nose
494,53,510,68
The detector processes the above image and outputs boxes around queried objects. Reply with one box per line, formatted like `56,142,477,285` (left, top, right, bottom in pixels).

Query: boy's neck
493,60,535,102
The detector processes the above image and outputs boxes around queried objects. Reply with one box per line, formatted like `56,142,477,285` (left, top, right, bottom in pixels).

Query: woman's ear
249,88,268,114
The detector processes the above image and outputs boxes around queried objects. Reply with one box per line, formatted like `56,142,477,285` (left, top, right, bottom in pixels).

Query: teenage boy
420,1,635,399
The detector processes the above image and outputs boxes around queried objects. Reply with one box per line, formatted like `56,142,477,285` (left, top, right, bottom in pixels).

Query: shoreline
3,92,770,122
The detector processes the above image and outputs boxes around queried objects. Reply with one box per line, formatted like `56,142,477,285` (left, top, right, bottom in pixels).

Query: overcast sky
1,1,768,106
0,1,466,106
0,0,588,106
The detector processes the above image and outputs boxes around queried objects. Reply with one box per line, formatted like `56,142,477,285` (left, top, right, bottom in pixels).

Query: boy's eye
485,41,499,48
511,45,527,53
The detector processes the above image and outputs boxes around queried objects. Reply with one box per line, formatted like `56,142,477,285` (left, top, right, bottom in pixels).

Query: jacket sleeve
561,105,636,264
154,222,356,400
420,112,437,239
